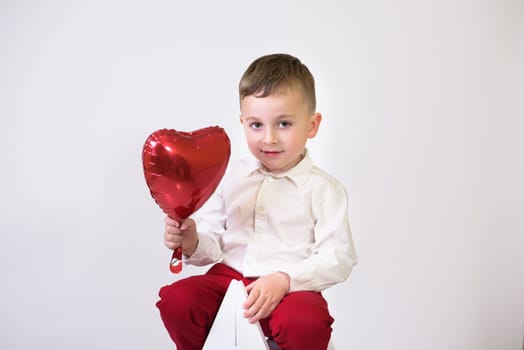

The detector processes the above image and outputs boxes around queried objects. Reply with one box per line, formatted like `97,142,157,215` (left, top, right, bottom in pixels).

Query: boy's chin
258,160,278,172
261,161,292,174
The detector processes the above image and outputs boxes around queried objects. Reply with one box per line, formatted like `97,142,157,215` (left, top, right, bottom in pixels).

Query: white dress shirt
186,150,357,292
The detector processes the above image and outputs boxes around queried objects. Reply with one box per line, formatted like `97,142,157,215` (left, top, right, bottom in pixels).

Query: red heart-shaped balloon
142,126,230,272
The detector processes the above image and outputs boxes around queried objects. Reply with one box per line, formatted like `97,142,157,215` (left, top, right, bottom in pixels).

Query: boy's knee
157,278,226,329
270,314,332,350
277,311,332,335
269,292,333,347
156,282,195,314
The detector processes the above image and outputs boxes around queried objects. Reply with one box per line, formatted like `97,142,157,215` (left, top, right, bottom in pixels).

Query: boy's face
239,88,321,173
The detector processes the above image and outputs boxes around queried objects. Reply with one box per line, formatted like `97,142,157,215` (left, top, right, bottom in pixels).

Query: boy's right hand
164,216,198,257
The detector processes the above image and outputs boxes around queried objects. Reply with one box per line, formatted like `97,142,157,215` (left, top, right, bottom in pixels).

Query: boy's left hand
243,272,290,323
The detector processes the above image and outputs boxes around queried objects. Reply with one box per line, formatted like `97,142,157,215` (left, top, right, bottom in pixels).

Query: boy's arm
182,184,226,265
283,181,358,292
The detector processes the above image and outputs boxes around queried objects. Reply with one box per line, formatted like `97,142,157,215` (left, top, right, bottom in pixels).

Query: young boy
156,53,357,350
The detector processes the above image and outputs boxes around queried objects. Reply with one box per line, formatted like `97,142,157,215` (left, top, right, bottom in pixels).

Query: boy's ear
307,113,322,138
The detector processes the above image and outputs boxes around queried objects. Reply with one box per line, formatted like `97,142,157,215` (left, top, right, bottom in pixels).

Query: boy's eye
278,121,292,128
249,122,263,129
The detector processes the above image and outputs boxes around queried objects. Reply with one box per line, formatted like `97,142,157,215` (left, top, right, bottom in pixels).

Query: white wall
1,1,522,349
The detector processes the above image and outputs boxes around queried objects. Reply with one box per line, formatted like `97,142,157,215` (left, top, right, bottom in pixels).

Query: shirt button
268,176,275,182
257,205,264,212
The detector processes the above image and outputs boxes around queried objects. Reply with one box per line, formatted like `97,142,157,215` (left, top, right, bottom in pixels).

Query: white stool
203,280,268,349
203,280,334,349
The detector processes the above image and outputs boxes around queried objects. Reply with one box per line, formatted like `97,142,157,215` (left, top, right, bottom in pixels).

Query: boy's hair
239,53,316,113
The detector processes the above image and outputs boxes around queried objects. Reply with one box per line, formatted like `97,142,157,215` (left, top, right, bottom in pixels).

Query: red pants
157,263,334,350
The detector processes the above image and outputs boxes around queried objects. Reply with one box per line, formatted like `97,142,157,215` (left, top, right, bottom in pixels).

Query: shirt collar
241,149,313,187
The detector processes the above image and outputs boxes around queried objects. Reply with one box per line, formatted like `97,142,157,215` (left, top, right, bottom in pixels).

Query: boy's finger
180,218,194,230
164,216,180,227
249,305,267,323
243,292,254,309
179,221,189,230
245,295,265,321
165,226,181,235
166,233,181,242
245,281,254,293
243,285,258,309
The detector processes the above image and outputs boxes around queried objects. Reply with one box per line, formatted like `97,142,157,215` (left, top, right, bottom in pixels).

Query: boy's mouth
261,150,282,157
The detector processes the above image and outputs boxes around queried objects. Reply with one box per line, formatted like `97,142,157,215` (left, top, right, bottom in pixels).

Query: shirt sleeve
282,181,358,292
183,184,226,266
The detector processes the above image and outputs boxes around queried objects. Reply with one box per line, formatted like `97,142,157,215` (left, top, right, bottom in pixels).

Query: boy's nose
263,129,278,144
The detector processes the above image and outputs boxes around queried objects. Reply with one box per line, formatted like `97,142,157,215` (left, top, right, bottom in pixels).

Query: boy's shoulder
305,164,350,209
308,162,338,180
307,163,346,191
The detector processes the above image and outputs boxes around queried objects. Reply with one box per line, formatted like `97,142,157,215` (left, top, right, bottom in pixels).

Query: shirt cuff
184,234,222,265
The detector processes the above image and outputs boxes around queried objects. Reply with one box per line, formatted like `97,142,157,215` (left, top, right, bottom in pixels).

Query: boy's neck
260,149,307,175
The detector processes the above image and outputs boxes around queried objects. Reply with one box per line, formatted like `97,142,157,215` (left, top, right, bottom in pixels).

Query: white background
1,1,523,349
